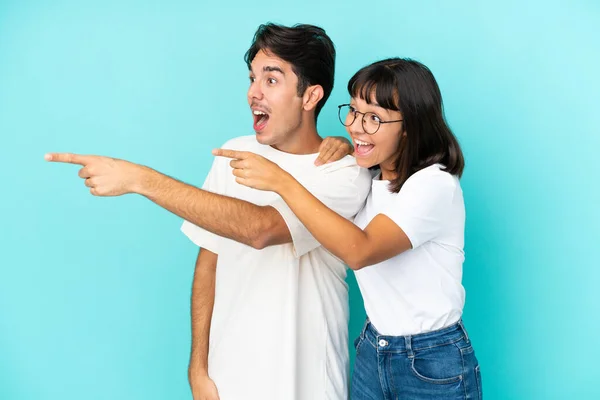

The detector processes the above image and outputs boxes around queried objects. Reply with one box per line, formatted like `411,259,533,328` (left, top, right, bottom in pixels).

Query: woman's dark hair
244,23,335,120
348,57,465,193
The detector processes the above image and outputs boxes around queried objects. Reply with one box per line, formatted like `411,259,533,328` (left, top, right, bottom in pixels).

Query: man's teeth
253,110,266,116
355,139,372,146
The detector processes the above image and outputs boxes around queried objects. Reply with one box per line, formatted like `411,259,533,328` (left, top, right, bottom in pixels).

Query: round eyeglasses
337,104,403,134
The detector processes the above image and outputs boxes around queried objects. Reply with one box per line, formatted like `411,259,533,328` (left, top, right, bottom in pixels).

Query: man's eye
268,78,277,84
249,77,256,83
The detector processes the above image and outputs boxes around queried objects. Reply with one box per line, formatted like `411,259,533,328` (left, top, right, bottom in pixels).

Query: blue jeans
351,319,482,399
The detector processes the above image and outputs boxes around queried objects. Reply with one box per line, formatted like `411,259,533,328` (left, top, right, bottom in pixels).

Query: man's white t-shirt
181,135,371,400
353,164,466,336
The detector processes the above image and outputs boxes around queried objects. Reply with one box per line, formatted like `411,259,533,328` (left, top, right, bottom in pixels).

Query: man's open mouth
253,109,270,131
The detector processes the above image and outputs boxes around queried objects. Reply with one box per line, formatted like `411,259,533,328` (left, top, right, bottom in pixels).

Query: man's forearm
135,166,291,249
189,249,217,380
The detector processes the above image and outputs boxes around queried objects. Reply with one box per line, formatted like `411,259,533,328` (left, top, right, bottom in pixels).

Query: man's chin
255,131,276,145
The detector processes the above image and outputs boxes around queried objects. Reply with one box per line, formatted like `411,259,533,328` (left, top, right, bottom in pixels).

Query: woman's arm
213,149,412,270
277,176,412,270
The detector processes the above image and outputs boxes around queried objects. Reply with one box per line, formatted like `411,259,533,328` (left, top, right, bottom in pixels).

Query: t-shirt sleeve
180,156,225,253
382,170,456,249
270,162,371,258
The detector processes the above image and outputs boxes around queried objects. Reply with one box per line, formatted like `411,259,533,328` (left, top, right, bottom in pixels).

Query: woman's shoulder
401,164,459,194
410,163,456,182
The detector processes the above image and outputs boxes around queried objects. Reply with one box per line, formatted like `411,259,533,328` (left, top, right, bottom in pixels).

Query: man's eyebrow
264,65,284,75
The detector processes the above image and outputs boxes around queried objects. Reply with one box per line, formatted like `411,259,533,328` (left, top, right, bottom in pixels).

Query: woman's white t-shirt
353,164,466,336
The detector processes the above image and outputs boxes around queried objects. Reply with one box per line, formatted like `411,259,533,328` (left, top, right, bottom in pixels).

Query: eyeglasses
337,104,403,135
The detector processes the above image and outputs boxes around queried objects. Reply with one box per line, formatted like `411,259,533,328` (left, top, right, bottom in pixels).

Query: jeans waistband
359,318,470,354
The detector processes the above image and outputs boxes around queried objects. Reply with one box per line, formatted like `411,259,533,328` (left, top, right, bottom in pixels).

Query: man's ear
302,85,324,112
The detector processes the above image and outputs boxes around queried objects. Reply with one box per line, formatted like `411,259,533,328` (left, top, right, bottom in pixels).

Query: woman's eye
268,78,277,84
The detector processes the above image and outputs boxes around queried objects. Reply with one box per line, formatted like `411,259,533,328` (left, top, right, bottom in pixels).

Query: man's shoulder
316,155,372,189
319,155,369,176
220,135,258,151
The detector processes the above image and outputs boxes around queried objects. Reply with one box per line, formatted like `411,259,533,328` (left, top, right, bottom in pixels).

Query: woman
214,58,482,399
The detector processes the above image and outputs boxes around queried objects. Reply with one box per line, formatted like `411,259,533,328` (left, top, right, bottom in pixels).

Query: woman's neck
379,160,398,181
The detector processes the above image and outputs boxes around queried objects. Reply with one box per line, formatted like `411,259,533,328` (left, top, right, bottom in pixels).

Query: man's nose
248,81,263,101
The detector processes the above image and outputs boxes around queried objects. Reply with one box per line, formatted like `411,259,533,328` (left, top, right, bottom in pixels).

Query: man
46,23,370,399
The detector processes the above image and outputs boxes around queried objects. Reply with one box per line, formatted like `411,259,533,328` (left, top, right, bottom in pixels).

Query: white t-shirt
353,164,466,336
181,135,371,400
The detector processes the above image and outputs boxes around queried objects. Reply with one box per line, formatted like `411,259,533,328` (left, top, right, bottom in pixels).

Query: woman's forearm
277,174,370,269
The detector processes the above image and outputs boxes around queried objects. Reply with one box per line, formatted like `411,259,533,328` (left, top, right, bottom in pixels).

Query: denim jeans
351,319,482,399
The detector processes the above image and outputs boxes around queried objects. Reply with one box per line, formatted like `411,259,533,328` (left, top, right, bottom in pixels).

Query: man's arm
43,152,291,250
138,167,291,250
188,248,220,400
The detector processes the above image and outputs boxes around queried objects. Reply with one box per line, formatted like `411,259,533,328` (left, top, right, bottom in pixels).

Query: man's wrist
131,164,157,197
188,365,209,382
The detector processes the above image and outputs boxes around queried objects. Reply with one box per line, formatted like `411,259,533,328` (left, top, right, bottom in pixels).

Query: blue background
1,0,598,398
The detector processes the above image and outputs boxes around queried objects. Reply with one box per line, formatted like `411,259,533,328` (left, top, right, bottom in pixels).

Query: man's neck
271,118,322,155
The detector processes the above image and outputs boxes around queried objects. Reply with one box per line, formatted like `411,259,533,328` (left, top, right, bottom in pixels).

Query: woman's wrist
275,170,297,197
